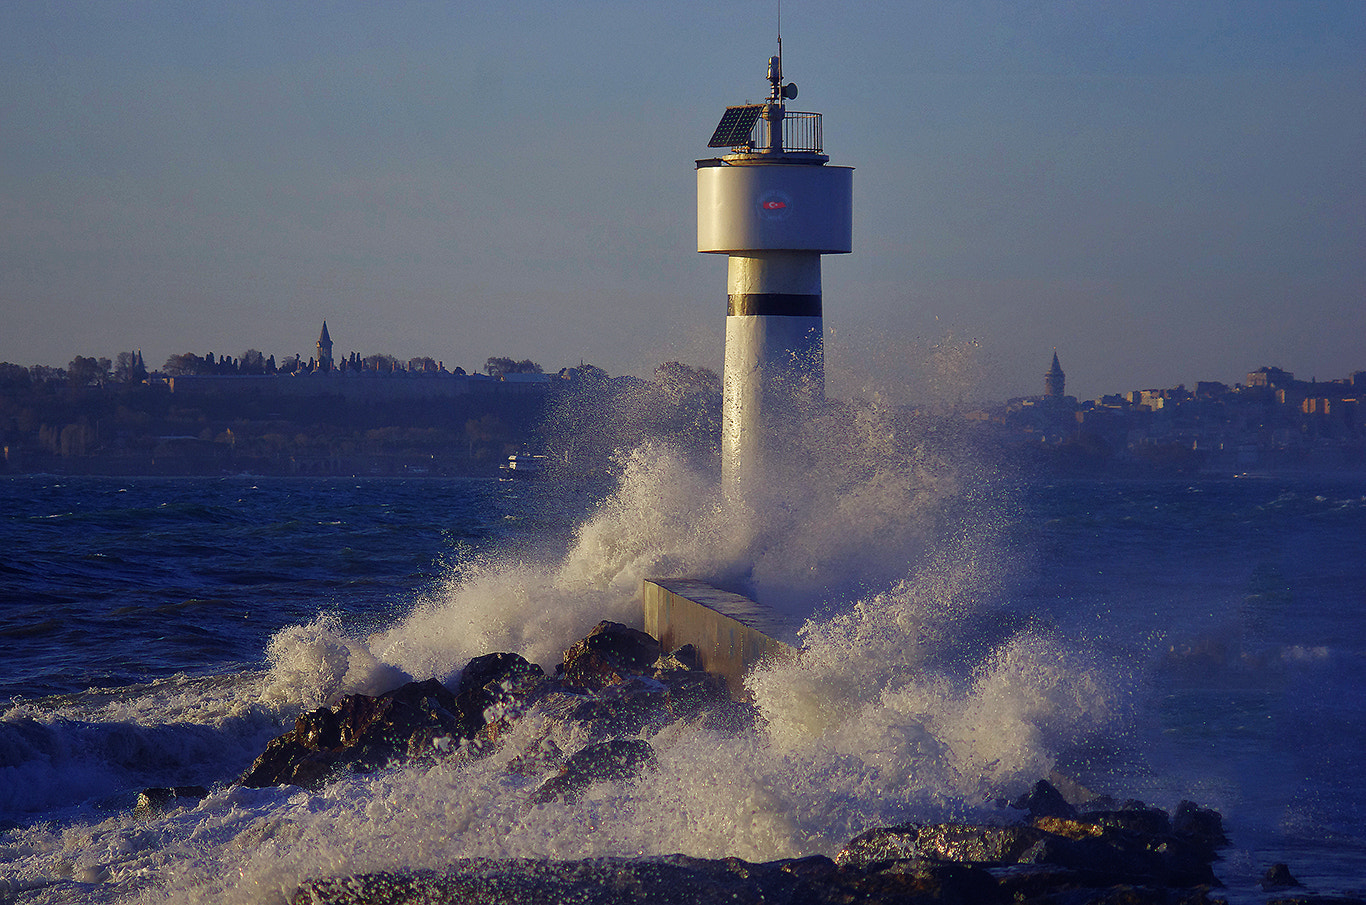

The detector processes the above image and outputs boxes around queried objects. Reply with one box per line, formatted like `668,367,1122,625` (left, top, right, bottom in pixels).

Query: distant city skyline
2,2,1362,403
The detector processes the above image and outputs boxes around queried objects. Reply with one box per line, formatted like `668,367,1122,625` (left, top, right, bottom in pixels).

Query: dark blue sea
1,465,1363,903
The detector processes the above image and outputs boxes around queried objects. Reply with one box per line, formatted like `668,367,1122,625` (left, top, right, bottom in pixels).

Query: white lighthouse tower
697,45,853,499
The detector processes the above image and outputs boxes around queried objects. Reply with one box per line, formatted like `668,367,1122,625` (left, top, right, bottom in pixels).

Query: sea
1,446,1364,903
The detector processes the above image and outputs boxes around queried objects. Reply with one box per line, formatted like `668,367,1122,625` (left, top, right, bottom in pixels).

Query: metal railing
752,110,823,154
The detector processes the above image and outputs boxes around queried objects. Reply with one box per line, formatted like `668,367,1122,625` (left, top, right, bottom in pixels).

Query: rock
698,697,762,735
291,852,1005,905
1262,862,1303,890
653,669,730,722
558,621,661,689
331,690,462,771
133,786,209,819
653,643,703,672
915,823,1051,865
237,679,468,789
1014,778,1079,821
506,737,564,776
1029,816,1106,840
837,823,1047,868
1084,804,1172,837
237,735,320,789
564,677,667,736
529,738,656,804
835,858,1004,905
456,653,544,733
294,706,341,749
385,676,465,720
237,625,752,792
1172,799,1229,854
837,808,1221,890
834,822,921,867
984,862,1086,900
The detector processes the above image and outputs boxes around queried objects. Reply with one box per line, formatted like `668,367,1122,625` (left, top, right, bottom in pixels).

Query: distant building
1247,366,1292,388
1130,389,1166,411
1195,381,1228,399
317,322,334,373
1044,351,1066,398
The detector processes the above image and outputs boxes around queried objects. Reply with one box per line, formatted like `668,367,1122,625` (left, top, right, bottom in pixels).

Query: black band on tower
727,293,823,317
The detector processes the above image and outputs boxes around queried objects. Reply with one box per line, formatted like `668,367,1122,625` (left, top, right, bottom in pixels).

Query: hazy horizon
3,2,1362,402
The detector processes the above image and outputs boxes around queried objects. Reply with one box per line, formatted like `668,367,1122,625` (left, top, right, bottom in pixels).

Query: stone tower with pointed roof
1045,350,1065,398
317,322,334,373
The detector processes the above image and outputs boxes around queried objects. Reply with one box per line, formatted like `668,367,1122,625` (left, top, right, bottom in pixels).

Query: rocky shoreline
143,621,1356,905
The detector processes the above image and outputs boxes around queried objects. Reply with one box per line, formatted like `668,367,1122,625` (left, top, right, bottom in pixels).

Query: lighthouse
697,46,853,499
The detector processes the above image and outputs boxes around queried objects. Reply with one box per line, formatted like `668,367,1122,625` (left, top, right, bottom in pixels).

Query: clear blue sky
2,1,1362,401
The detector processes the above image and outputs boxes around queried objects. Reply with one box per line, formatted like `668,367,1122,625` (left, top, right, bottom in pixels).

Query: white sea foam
0,383,1139,904
0,672,291,821
260,616,410,709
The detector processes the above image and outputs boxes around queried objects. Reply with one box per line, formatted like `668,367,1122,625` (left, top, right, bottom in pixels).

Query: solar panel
708,105,763,148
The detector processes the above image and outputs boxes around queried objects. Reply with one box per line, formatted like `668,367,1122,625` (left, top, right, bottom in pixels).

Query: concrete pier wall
642,578,800,697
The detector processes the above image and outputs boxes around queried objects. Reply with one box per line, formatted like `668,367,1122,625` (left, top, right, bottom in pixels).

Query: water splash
0,370,1136,903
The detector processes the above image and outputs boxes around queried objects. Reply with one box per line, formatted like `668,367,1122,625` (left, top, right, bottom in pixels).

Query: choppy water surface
1,461,1363,903
0,475,583,699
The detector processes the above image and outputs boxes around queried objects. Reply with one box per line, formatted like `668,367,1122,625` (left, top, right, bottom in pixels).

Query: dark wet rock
698,696,762,735
385,676,464,718
237,624,757,792
838,823,1048,868
1014,778,1079,821
1171,800,1228,855
557,671,730,737
564,677,667,736
837,798,1224,891
456,653,544,733
1263,862,1303,890
133,785,209,818
853,856,1005,904
294,706,341,749
558,621,661,689
835,822,924,866
291,852,1006,905
237,734,317,789
332,691,459,770
529,738,656,804
1086,803,1173,837
238,679,469,788
245,629,1221,904
985,862,1086,900
506,737,564,776
653,643,703,672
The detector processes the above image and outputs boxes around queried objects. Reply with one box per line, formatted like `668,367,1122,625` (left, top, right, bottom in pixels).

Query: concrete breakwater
642,578,799,699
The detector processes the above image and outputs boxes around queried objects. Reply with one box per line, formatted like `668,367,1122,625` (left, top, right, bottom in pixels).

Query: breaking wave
0,377,1139,904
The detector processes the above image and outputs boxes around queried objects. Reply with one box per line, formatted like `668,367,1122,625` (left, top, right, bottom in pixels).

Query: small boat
499,453,548,480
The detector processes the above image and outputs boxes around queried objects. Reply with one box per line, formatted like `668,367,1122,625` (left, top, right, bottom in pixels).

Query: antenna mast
777,0,782,61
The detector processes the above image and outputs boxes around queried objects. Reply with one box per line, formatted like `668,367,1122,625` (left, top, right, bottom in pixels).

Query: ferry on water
498,453,548,480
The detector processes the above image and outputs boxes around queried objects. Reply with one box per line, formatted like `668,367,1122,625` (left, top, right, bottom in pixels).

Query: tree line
0,349,563,387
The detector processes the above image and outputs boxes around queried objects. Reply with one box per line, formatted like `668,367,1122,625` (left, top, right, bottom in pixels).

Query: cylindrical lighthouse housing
697,64,853,500
697,164,852,254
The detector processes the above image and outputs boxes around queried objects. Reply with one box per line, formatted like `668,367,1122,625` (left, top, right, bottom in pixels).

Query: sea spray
260,382,1005,702
0,379,1135,903
261,616,410,710
4,474,1364,902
